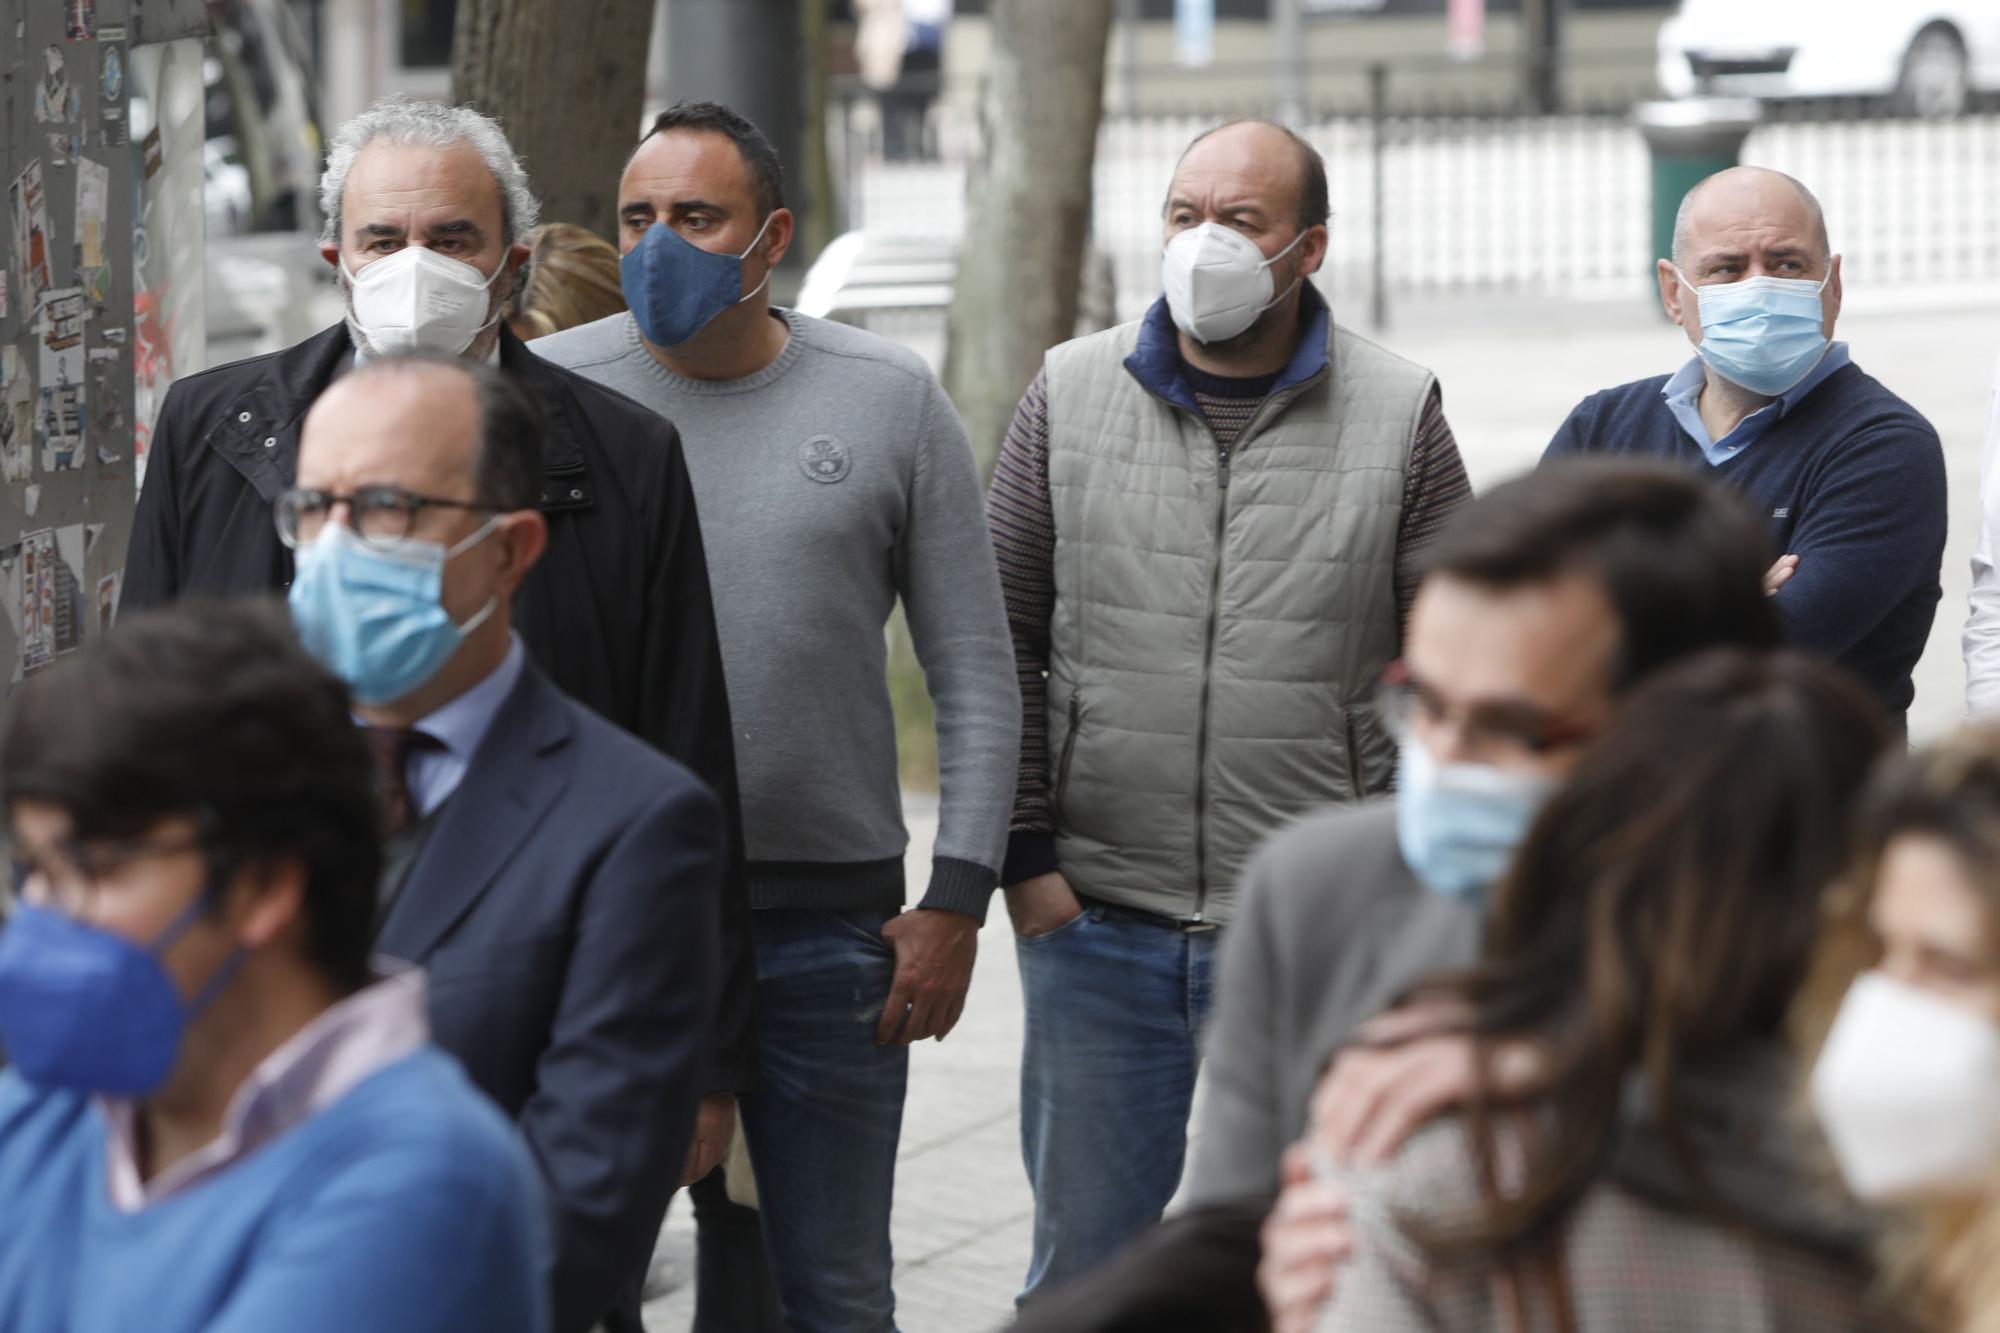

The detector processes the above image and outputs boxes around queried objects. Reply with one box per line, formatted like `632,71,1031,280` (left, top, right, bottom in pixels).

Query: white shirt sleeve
1964,350,2000,714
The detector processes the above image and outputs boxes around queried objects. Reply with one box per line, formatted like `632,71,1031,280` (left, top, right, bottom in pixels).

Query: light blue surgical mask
288,520,500,706
1394,736,1556,903
621,214,776,348
1675,262,1835,397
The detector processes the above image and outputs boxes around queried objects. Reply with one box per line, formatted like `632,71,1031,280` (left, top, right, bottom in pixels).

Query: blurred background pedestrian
507,223,629,342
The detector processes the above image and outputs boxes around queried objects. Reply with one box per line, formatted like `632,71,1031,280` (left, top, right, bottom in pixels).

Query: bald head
303,354,545,514
1168,120,1329,234
1671,166,1830,272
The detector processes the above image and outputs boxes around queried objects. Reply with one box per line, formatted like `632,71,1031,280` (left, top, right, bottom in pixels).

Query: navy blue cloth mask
622,214,776,348
0,896,244,1095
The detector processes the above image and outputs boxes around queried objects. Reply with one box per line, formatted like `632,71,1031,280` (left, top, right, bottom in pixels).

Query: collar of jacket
1122,281,1333,416
203,322,594,514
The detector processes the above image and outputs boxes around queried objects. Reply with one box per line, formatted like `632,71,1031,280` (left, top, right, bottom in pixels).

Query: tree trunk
451,0,656,240
799,0,837,266
942,0,1116,479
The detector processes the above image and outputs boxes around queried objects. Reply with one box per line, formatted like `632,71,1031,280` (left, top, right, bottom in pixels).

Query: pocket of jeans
1013,906,1094,946
826,909,897,954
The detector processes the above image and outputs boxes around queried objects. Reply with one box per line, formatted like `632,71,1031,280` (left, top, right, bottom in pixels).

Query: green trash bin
1635,98,1762,303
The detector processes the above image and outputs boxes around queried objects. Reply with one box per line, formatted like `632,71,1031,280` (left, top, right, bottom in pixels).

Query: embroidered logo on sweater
800,436,851,484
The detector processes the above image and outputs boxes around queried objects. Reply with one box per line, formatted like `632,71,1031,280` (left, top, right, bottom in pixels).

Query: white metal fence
834,80,2000,326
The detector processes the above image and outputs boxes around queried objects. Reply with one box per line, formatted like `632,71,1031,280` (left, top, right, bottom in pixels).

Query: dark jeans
1015,904,1221,1300
737,909,909,1333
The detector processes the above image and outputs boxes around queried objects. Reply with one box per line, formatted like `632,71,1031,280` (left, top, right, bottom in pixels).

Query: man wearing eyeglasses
276,352,726,1333
0,601,548,1333
1008,460,1783,1333
119,102,758,1226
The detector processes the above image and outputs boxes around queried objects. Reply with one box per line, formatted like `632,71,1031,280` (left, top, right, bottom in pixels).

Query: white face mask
1810,970,2000,1202
1161,222,1308,345
340,245,507,357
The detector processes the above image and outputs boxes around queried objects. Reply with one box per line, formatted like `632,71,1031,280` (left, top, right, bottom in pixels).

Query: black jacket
379,659,721,1333
122,322,756,1089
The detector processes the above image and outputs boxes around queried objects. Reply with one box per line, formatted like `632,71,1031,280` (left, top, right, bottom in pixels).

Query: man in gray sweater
534,102,1018,1333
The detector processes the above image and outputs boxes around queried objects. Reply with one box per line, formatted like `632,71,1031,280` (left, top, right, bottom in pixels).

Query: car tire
1898,25,1970,118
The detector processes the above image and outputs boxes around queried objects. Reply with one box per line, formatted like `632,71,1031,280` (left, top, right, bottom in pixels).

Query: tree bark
942,0,1116,478
451,0,656,240
800,0,837,266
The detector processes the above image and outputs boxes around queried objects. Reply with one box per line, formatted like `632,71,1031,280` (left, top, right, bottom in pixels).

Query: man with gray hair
1543,164,1944,729
119,96,759,1297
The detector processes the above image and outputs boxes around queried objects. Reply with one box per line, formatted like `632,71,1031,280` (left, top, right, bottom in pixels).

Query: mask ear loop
442,513,508,636
149,839,249,1019
1254,228,1313,316
732,211,780,308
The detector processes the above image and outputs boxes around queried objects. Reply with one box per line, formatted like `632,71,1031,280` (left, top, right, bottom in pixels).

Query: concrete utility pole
1273,0,1306,128
664,0,805,262
1522,0,1563,114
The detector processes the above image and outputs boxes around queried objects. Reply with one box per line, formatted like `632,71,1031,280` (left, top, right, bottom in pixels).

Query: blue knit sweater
0,1050,549,1333
1544,361,1946,722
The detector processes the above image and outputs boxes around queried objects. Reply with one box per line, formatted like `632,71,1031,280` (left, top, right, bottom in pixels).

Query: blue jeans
1015,903,1221,1299
738,910,908,1333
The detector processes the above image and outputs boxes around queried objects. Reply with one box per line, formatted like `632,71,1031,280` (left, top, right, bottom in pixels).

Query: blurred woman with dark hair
1799,723,2000,1333
1316,650,1901,1333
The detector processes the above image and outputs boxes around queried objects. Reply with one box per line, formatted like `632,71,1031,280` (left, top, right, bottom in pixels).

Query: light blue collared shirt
405,632,525,817
1661,341,1851,467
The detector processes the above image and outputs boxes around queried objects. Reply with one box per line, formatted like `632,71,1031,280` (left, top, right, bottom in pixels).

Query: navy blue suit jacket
375,660,723,1333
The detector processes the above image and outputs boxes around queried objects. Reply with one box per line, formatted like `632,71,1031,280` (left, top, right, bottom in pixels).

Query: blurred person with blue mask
281,354,728,1333
1543,166,1944,734
534,101,1020,1333
0,600,547,1333
1005,461,1779,1333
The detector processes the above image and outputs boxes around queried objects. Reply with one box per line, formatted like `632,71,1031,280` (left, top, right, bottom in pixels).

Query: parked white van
1657,0,2000,115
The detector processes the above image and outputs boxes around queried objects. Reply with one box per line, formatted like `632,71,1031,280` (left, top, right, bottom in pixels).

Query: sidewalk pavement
644,285,2000,1330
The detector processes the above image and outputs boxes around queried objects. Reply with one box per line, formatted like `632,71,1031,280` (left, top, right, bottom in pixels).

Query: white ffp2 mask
1810,970,2000,1202
341,246,507,356
1161,222,1307,345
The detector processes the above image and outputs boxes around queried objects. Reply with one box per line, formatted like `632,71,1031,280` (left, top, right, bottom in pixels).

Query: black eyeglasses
1375,659,1600,762
10,829,214,916
273,486,502,550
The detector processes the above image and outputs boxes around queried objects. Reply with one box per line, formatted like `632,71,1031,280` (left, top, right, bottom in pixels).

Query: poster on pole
10,160,52,307
38,289,86,473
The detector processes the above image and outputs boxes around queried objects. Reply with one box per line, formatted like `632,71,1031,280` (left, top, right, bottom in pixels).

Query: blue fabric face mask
1676,264,1835,397
621,214,776,348
288,520,499,707
1394,737,1556,903
0,897,241,1096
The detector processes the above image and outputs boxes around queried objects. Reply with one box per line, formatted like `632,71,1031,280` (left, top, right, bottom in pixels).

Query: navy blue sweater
1544,361,1945,722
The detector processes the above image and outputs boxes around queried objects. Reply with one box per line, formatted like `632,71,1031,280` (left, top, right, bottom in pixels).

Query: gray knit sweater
532,309,1019,920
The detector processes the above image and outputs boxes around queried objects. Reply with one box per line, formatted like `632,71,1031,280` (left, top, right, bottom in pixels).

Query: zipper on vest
1342,707,1361,800
1055,695,1082,812
1191,431,1231,925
